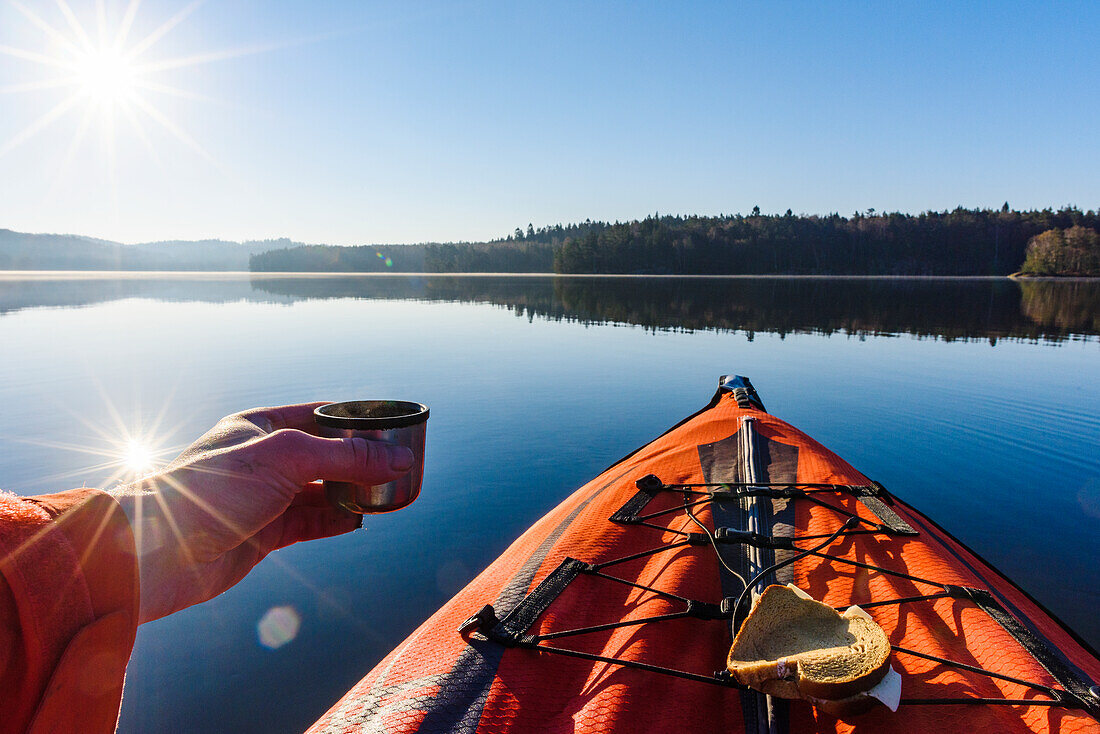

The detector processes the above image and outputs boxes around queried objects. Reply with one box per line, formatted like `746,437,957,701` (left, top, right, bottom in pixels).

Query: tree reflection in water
0,273,1096,343
248,275,1100,344
1017,279,1100,333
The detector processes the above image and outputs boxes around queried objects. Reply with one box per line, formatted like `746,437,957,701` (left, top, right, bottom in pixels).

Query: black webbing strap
866,480,897,504
487,556,732,646
844,481,917,535
854,494,917,535
609,485,662,525
944,586,1100,715
490,558,589,644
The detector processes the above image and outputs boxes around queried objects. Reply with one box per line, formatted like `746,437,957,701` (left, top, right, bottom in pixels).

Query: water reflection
0,273,1097,343
0,273,283,313
1017,279,1100,333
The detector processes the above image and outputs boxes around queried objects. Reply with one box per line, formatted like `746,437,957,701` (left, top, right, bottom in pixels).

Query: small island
1016,226,1100,277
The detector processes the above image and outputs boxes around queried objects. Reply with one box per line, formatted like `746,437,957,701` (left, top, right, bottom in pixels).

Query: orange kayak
309,376,1100,733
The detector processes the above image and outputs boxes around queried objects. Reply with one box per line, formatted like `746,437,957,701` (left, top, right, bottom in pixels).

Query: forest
247,207,1100,276
551,207,1100,275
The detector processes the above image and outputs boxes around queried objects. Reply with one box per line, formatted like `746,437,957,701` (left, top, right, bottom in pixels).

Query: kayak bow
309,375,1100,733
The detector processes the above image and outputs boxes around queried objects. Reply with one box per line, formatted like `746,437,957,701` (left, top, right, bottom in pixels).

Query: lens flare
258,605,301,649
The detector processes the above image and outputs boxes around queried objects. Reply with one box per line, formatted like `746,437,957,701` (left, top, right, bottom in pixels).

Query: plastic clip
685,599,727,620
714,527,796,550
458,604,498,638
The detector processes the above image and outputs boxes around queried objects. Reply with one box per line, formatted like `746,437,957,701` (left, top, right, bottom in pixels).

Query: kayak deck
309,376,1100,733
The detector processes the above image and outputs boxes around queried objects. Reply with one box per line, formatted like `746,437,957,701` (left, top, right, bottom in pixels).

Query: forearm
108,483,172,624
0,488,139,734
107,481,209,625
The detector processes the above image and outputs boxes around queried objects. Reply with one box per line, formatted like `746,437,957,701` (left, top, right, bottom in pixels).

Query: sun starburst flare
0,0,330,217
0,0,212,161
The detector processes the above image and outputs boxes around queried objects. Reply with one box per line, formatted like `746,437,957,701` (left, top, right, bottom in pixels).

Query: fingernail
389,445,414,472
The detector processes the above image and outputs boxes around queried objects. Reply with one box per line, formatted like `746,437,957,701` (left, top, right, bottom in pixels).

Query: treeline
1020,226,1100,276
422,241,552,272
410,220,609,272
250,244,427,272
500,219,610,246
553,207,1100,275
252,220,609,273
246,207,1100,275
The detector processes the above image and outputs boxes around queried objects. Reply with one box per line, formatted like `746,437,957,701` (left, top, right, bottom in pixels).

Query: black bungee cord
682,489,749,591
730,516,861,633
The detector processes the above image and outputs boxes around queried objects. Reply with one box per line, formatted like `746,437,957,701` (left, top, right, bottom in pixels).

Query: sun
122,438,156,475
76,45,139,105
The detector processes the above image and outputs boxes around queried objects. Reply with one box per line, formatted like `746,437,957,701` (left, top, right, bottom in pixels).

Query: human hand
110,403,413,623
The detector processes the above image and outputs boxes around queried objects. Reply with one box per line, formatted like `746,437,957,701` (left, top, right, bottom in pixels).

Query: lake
0,273,1097,733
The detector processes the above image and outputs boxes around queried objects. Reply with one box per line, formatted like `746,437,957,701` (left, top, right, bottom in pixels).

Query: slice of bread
726,584,891,704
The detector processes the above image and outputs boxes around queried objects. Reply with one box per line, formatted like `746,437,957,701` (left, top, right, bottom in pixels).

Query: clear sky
1,0,1098,245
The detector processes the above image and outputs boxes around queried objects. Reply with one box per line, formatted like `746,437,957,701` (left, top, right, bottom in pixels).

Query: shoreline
2,270,1097,281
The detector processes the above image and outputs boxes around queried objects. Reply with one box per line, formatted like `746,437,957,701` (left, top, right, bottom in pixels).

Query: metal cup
314,400,428,514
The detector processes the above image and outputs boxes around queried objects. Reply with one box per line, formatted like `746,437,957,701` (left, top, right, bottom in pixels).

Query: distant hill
0,230,297,270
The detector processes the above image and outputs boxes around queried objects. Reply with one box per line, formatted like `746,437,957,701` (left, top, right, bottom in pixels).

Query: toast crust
727,585,891,703
808,691,881,718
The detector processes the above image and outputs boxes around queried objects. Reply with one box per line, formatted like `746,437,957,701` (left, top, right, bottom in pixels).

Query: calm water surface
0,274,1097,733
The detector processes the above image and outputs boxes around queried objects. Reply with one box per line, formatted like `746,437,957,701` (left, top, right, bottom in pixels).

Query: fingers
238,402,330,434
270,505,360,549
263,430,415,487
238,505,359,565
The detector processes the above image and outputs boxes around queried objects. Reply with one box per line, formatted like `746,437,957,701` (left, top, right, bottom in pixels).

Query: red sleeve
0,489,139,734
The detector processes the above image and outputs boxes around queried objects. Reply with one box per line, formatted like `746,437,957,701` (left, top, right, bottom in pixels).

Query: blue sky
1,0,1098,245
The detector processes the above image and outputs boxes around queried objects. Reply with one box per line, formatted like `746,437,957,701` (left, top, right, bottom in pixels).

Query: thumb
265,430,414,486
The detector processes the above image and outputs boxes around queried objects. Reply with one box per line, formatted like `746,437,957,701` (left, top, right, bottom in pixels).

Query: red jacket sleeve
0,489,139,734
